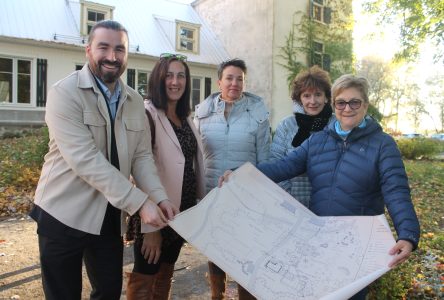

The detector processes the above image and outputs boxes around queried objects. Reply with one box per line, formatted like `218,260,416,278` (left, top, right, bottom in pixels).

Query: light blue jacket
271,115,311,207
194,92,271,193
271,104,333,207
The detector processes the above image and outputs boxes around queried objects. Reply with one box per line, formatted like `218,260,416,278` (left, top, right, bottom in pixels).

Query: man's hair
291,65,332,104
332,74,369,103
217,58,247,79
148,58,192,118
88,20,128,45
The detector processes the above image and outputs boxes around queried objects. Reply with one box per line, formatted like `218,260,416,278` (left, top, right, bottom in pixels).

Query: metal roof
0,0,229,65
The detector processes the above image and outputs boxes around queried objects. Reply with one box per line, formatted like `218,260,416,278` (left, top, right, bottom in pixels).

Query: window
310,0,331,24
311,41,331,71
0,57,31,104
126,68,150,99
176,21,200,53
80,1,114,36
87,10,105,34
137,71,149,99
191,77,201,109
313,41,324,66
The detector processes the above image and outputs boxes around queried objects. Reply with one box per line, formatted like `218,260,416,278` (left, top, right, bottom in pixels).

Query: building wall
271,0,309,129
193,0,274,115
0,40,219,128
194,0,353,129
193,0,311,129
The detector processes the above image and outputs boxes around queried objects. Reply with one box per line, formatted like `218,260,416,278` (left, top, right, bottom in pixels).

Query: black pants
38,233,123,300
132,236,184,275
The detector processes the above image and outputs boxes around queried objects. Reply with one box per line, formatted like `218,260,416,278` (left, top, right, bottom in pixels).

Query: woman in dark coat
220,74,420,300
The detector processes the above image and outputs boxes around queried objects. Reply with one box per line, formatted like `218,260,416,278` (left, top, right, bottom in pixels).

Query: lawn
0,128,443,298
368,159,444,299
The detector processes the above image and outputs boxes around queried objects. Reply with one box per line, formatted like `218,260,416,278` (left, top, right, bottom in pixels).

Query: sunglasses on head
160,53,187,62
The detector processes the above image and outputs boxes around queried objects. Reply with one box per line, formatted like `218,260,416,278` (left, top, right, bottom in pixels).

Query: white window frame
80,1,114,36
0,56,34,107
191,76,202,110
136,70,150,99
313,41,324,65
176,21,201,54
311,41,330,71
313,0,325,24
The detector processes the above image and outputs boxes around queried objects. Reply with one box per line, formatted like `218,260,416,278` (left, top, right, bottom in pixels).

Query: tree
364,0,444,62
356,56,394,111
426,74,444,132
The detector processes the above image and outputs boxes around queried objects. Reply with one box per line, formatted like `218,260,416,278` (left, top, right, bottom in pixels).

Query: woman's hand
139,200,168,228
158,199,179,220
388,240,413,268
141,231,162,264
218,170,233,187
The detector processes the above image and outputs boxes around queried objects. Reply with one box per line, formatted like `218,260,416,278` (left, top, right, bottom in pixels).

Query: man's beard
91,59,125,84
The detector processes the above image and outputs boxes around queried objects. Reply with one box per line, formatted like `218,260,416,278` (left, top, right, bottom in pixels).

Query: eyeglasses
160,53,187,62
334,99,363,110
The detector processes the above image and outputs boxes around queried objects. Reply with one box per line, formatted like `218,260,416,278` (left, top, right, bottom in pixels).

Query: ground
0,217,240,300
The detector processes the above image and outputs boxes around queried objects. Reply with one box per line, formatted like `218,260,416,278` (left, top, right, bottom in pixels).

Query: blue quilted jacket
195,92,271,193
271,109,333,207
258,116,420,248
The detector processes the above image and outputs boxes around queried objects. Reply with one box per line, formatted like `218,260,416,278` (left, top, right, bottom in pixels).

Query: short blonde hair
331,74,369,103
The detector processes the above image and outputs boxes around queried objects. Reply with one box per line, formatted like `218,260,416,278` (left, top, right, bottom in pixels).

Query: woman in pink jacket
126,53,205,299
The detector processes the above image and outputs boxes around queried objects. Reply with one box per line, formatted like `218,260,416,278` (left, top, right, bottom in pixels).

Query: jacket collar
195,91,263,119
77,63,128,103
327,115,382,141
77,63,129,120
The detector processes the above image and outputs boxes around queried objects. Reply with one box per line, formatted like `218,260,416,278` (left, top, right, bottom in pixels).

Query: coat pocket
83,111,107,152
84,111,106,126
124,118,146,157
124,118,145,131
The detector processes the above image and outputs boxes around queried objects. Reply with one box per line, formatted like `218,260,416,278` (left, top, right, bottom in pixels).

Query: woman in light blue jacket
194,58,270,299
271,66,333,207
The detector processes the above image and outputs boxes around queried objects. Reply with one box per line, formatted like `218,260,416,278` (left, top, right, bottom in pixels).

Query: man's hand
158,200,179,220
141,231,162,264
218,170,233,187
139,199,168,228
388,240,414,268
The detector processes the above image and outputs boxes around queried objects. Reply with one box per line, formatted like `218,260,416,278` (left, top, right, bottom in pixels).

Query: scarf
334,118,367,138
292,104,332,147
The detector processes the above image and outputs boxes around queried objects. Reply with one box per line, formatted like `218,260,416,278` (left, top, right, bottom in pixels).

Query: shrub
396,138,442,159
0,127,48,188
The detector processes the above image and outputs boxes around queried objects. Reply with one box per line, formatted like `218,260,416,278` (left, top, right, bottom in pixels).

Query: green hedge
396,138,443,160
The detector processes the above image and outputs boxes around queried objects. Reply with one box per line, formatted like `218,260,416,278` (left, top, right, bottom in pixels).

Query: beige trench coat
34,64,168,235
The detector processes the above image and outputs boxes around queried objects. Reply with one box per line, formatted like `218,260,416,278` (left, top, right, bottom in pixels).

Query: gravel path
0,217,240,299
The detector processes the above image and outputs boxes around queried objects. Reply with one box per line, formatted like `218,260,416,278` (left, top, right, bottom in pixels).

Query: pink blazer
142,100,205,233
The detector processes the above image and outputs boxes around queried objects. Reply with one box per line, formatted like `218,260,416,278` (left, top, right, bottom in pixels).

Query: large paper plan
169,162,396,299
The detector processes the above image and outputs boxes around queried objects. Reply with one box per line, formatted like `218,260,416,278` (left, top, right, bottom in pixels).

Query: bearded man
30,20,178,300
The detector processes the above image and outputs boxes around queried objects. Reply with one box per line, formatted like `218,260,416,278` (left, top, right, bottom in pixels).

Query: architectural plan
169,163,396,299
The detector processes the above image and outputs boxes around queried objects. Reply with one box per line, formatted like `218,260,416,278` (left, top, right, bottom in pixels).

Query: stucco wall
271,1,308,129
193,0,274,113
193,0,311,129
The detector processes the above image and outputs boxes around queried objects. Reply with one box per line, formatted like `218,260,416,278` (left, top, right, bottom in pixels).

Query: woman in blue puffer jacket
220,74,420,300
194,58,271,299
